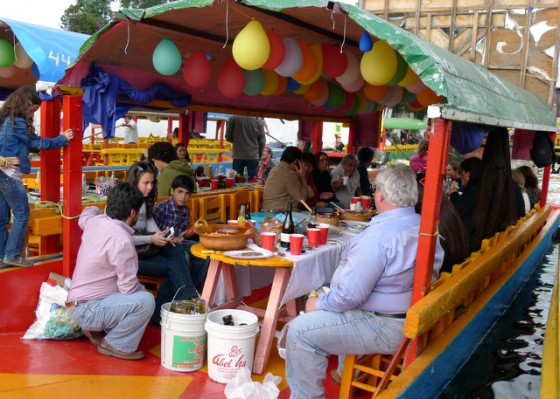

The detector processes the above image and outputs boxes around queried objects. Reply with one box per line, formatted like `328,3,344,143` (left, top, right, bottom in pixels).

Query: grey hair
341,153,358,165
375,164,418,207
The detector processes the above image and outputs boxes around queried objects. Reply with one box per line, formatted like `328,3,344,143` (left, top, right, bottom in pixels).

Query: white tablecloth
212,232,353,306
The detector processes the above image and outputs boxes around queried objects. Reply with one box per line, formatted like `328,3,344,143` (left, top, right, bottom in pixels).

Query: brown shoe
97,339,144,360
82,330,105,347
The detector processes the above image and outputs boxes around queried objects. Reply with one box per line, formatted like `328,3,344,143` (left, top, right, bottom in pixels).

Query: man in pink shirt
67,183,155,360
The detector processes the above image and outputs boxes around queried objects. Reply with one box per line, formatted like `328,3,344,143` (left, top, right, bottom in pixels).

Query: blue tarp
0,18,89,83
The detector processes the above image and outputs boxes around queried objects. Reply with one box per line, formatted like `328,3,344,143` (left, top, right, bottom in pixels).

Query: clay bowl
339,210,375,222
316,211,340,226
194,219,255,251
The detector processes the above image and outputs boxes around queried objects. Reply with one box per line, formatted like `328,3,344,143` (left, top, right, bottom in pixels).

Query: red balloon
217,59,246,98
262,29,286,70
183,51,211,88
322,43,348,78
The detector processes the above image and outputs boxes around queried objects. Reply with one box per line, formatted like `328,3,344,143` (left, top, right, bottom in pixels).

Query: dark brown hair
0,86,42,137
126,161,158,217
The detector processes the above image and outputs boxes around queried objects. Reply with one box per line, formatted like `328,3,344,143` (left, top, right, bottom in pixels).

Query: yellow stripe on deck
0,373,191,398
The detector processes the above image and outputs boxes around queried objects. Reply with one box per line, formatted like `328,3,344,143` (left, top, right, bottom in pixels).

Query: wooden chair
198,195,227,224
252,187,264,212
138,276,164,296
228,189,253,220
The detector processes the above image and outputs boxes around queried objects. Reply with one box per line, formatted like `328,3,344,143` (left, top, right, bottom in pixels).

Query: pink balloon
378,86,403,106
322,43,348,78
217,59,246,98
183,51,211,88
262,29,286,70
336,50,360,86
407,80,427,94
0,65,17,78
341,75,364,93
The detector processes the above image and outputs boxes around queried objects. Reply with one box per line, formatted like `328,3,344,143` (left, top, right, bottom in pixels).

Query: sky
1,0,77,28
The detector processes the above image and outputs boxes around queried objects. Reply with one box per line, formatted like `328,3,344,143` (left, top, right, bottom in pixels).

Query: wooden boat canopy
56,0,556,131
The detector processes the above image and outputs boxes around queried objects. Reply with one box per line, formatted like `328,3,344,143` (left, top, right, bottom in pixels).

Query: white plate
341,221,369,234
328,225,343,236
223,249,274,259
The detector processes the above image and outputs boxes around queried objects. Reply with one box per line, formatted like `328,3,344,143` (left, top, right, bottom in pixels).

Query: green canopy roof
60,0,556,131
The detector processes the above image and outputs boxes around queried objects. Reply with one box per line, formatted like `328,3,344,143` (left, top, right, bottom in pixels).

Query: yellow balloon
233,20,270,71
360,40,397,86
398,67,420,87
260,69,279,96
294,84,310,95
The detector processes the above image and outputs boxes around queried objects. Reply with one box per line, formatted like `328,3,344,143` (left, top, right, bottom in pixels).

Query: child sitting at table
153,175,208,293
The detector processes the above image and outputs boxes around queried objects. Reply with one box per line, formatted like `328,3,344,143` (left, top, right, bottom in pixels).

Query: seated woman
445,161,462,195
256,147,277,183
409,140,429,173
175,142,192,168
357,147,374,195
313,151,336,208
517,165,541,208
262,146,307,213
126,161,198,324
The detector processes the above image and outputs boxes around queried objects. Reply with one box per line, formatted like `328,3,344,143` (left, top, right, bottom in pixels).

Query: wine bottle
280,201,294,248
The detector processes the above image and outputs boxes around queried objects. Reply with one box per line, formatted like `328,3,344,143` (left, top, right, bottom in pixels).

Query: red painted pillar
311,121,323,154
61,96,83,277
167,116,173,141
347,120,357,154
39,98,62,254
179,113,189,146
406,118,451,365
539,131,555,207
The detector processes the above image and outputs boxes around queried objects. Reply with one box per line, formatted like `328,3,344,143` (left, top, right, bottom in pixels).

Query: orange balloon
416,88,442,106
363,83,389,102
356,92,368,113
292,40,317,83
260,69,280,96
299,44,323,85
303,79,326,101
273,76,288,96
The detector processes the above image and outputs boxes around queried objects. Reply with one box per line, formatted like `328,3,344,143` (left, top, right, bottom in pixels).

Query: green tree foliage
60,0,112,34
120,0,170,8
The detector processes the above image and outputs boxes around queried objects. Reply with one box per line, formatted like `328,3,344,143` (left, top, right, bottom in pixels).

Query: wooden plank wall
360,0,560,111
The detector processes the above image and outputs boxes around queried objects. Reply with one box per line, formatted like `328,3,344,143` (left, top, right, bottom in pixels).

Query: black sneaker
4,257,34,267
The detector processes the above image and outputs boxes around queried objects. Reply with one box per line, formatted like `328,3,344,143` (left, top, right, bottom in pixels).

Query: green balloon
243,69,264,96
326,83,345,108
0,39,15,68
152,39,181,76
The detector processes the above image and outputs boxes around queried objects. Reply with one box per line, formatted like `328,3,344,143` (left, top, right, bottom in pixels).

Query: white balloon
336,50,360,86
274,37,302,77
14,42,33,69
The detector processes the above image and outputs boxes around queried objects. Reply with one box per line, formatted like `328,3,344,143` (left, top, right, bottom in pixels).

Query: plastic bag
224,367,281,399
22,281,82,340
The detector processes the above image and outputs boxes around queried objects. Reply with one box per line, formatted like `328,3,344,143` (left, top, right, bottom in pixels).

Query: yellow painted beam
541,255,559,398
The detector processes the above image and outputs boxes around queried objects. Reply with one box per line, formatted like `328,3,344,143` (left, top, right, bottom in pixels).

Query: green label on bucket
172,335,206,369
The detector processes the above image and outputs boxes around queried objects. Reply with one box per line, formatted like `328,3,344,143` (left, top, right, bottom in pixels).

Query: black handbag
134,229,162,259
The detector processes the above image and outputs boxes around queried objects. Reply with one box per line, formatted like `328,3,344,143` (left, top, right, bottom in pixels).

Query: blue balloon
152,39,182,76
359,31,373,52
286,77,301,92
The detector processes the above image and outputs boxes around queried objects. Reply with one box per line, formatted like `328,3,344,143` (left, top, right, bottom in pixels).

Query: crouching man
67,183,155,360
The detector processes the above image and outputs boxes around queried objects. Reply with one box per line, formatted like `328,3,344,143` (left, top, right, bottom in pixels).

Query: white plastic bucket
205,309,259,383
160,302,207,372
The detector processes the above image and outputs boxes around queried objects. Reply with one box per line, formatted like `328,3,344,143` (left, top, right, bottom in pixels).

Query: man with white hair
285,164,444,398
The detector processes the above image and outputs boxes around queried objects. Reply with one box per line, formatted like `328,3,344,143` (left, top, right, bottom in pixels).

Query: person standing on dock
120,115,138,144
0,86,75,267
67,183,155,360
225,115,266,179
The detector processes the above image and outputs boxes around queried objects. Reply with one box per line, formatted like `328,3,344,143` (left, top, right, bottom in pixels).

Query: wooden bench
339,206,550,398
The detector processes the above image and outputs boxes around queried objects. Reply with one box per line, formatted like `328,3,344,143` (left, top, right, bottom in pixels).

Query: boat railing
340,205,552,398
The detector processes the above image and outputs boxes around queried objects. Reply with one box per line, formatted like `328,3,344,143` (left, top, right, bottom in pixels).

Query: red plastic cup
211,179,219,190
289,234,304,255
307,228,320,247
318,224,330,245
351,197,361,205
225,178,234,188
360,195,371,209
261,232,277,251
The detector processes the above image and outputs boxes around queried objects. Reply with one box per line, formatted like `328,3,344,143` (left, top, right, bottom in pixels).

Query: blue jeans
138,244,198,322
69,291,155,353
0,171,29,260
233,159,259,180
286,309,405,399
